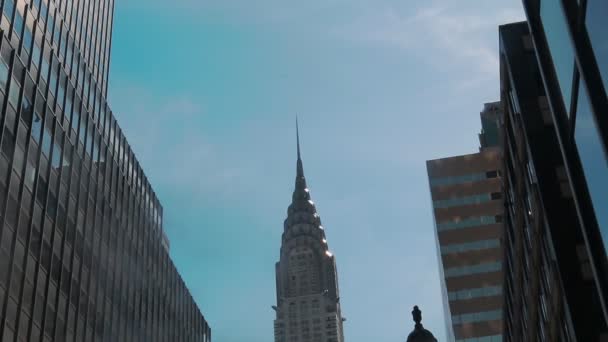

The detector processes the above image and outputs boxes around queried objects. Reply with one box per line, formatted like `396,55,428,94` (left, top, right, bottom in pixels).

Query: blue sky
107,1,524,341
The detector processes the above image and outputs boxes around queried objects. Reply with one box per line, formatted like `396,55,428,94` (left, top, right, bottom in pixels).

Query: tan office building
426,103,503,342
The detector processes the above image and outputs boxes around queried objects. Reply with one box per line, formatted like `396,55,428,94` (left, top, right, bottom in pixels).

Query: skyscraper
0,0,210,341
426,103,504,342
520,0,608,323
273,126,345,342
500,20,608,342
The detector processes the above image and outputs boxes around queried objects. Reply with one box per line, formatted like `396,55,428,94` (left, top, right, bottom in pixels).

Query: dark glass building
0,0,211,341
500,21,607,341
521,0,608,324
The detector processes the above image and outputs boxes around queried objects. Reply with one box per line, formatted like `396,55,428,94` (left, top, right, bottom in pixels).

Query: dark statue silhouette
406,306,438,342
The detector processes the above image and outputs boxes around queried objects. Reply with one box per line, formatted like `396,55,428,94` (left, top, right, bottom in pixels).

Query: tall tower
0,0,210,340
273,124,345,342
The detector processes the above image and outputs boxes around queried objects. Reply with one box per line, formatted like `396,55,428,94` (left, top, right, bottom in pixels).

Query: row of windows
441,239,501,255
456,334,502,342
0,42,161,234
448,286,502,301
437,215,500,232
20,0,113,92
0,9,163,229
2,0,110,114
0,21,209,342
452,310,502,325
433,193,495,209
444,262,502,278
429,170,498,187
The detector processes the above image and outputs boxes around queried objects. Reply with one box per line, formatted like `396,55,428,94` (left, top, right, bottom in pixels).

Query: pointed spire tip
296,116,301,161
296,117,304,178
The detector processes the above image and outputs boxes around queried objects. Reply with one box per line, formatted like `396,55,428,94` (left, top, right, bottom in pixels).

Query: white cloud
331,1,525,89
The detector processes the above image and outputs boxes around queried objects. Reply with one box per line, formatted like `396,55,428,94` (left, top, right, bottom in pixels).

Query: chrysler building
273,124,345,342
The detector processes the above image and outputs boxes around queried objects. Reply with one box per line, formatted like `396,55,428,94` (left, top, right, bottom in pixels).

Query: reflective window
41,126,52,157
32,110,43,143
21,94,32,125
32,42,41,69
452,310,502,325
3,0,14,19
430,172,488,187
586,0,608,94
40,0,48,20
52,141,62,169
574,82,608,254
456,334,502,342
441,239,500,255
41,54,50,82
0,60,8,91
13,10,23,37
448,286,502,301
433,193,492,209
444,262,502,278
541,0,575,112
23,16,33,53
8,78,20,110
437,216,498,232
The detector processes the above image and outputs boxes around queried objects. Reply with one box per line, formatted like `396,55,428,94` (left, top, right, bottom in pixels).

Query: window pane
8,78,20,109
586,0,608,94
541,0,575,113
0,60,8,92
574,83,608,255
3,0,14,19
32,110,43,142
41,127,52,157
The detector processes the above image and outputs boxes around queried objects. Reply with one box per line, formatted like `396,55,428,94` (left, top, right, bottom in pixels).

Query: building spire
296,117,304,178
297,116,301,160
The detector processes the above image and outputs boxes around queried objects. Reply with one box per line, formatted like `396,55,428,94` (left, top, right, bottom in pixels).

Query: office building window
574,82,608,254
444,262,502,278
585,0,608,93
540,0,576,113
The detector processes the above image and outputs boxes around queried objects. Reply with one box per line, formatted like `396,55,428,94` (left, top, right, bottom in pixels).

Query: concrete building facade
426,103,503,342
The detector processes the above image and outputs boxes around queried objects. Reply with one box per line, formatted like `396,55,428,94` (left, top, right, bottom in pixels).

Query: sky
107,1,525,341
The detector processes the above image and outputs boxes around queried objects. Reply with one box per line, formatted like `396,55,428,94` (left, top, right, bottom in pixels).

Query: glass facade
585,0,608,94
456,335,502,342
429,172,492,187
433,193,493,209
523,0,608,329
448,286,502,301
437,216,498,232
501,20,607,341
540,0,575,112
441,239,500,255
444,262,502,278
574,84,608,260
0,0,211,341
451,310,502,325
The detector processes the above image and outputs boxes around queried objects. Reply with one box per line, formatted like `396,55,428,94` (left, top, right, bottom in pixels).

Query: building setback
500,20,608,342
426,103,503,342
274,128,345,342
520,0,608,324
0,0,210,341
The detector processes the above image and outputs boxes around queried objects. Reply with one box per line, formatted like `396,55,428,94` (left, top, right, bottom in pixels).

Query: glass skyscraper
499,21,608,341
521,0,608,329
0,0,210,341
